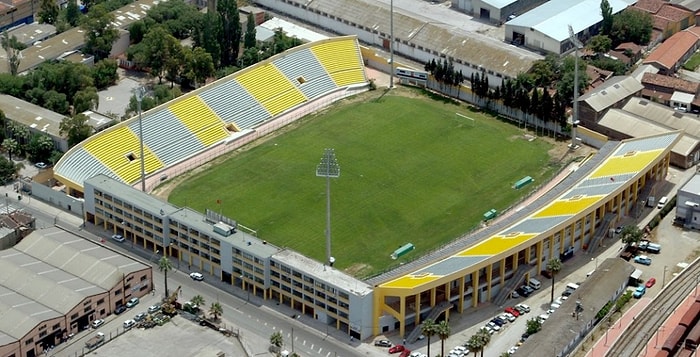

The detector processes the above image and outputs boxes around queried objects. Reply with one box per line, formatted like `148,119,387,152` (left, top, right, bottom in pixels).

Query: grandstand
54,36,368,196
373,132,680,338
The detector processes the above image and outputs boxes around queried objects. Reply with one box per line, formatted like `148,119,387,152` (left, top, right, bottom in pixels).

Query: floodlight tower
316,149,340,268
389,0,394,89
134,86,147,191
568,25,583,150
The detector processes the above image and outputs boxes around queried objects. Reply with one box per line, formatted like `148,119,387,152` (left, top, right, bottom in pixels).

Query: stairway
493,264,533,307
586,212,616,255
405,301,453,343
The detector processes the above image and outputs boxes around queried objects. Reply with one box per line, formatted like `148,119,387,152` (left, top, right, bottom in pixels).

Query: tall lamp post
567,25,582,150
316,149,340,269
134,86,147,192
389,0,394,89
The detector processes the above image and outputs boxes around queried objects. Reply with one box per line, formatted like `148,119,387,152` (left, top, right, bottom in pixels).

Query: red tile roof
615,42,643,54
653,15,671,30
657,4,693,22
634,0,665,13
686,25,700,38
642,72,700,93
643,31,700,70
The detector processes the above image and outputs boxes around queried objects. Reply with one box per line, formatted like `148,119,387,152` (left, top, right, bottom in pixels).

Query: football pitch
167,90,559,278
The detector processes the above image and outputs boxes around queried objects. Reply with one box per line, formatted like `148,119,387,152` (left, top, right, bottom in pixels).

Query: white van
657,196,668,209
566,283,580,291
529,278,542,290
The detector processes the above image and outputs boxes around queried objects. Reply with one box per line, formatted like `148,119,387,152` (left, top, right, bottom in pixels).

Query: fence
140,86,368,193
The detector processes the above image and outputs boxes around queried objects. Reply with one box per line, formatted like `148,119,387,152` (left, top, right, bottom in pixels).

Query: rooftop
505,0,634,42
578,76,644,112
641,72,700,93
0,94,66,138
7,23,56,46
516,258,635,356
643,30,700,70
681,173,700,195
671,0,700,12
657,3,694,21
634,0,666,13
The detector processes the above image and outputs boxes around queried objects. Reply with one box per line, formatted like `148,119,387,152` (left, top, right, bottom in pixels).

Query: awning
631,269,643,280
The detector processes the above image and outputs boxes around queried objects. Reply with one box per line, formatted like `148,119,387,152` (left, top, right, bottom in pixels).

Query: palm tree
466,333,484,357
191,294,205,311
436,320,451,357
270,331,283,348
476,327,491,357
2,138,18,161
158,255,173,297
547,258,562,303
209,301,223,321
420,318,437,356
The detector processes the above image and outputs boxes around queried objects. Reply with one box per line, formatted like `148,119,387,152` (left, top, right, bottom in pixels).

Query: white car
123,319,136,329
189,272,204,281
538,313,549,322
487,322,501,331
503,312,516,322
516,304,531,313
508,346,518,354
111,234,125,242
91,319,104,328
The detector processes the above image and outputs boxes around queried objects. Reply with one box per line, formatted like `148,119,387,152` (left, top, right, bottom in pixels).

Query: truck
85,332,105,349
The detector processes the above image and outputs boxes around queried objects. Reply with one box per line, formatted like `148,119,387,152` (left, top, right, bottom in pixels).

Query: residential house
643,30,700,74
641,72,700,110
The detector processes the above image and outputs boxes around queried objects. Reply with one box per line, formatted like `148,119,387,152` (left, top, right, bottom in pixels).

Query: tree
27,133,55,164
420,318,437,357
73,87,99,113
217,0,242,67
194,12,221,68
92,59,119,89
191,294,206,308
436,320,451,357
2,138,18,161
39,0,60,24
476,327,491,357
209,301,223,321
270,331,283,348
135,26,181,83
129,21,149,44
587,34,612,54
0,155,20,183
184,47,215,88
146,0,202,40
621,225,643,245
526,318,542,334
59,113,93,147
466,333,485,357
65,0,82,27
1,31,21,76
158,255,173,297
556,56,589,104
600,0,613,36
611,10,653,45
81,4,120,60
244,13,257,49
546,258,562,303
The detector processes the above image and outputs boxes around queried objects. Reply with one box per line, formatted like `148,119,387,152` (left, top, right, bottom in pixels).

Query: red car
505,306,520,317
398,349,411,357
645,277,657,288
389,345,405,354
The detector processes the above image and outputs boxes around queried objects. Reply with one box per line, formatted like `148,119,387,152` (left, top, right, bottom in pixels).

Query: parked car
34,162,47,169
516,304,530,313
389,345,405,354
487,322,501,331
148,304,161,314
503,312,516,322
615,226,623,234
134,312,147,322
510,290,520,299
111,234,125,243
633,285,646,298
645,277,657,288
634,255,652,266
374,339,392,347
123,319,136,329
505,307,520,317
91,319,104,328
126,297,139,308
189,272,204,281
114,306,127,315
398,350,411,357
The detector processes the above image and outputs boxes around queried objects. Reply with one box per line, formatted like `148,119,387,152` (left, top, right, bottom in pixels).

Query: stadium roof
505,0,635,42
578,76,643,112
376,132,681,290
0,227,149,344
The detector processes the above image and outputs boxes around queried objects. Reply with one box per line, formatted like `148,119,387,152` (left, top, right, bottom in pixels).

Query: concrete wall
577,126,608,149
505,24,560,54
30,182,84,217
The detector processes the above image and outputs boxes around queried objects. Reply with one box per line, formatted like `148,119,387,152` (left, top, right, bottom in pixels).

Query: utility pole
389,0,394,89
134,86,147,191
568,25,582,151
316,149,340,269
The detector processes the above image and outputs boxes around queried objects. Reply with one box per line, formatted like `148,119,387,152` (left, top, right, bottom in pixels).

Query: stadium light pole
568,25,582,150
389,0,394,89
134,86,147,192
316,149,340,269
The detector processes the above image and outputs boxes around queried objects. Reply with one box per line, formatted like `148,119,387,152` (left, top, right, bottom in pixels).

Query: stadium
53,36,680,339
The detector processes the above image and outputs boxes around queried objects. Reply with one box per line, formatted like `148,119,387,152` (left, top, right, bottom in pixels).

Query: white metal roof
578,76,644,112
506,0,635,42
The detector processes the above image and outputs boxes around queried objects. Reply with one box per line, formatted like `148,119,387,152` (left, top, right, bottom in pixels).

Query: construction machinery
161,285,181,316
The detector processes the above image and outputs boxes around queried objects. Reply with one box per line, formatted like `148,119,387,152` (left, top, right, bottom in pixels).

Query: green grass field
168,90,558,278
